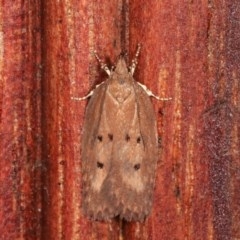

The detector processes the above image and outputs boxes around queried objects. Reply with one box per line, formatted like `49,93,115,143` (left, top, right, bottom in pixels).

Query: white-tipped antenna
93,50,111,76
130,44,141,75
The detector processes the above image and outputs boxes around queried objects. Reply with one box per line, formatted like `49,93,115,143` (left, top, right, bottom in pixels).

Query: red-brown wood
0,0,240,240
0,1,42,239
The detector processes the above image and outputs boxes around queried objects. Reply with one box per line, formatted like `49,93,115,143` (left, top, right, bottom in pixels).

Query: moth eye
108,134,113,141
125,134,130,141
97,161,104,169
134,163,141,170
136,137,141,143
97,135,103,142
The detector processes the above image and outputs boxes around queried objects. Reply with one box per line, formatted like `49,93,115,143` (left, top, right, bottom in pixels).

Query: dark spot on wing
108,134,113,141
136,137,141,143
97,162,104,169
125,134,130,141
97,135,103,142
134,163,140,170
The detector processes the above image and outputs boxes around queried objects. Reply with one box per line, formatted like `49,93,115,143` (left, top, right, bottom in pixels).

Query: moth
73,45,171,221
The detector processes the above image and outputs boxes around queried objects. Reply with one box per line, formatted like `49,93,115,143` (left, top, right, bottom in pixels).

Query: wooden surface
0,0,240,239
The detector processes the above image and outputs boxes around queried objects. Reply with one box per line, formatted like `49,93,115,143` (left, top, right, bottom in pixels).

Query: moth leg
71,82,105,101
130,43,141,75
71,94,92,101
137,82,172,101
93,50,111,76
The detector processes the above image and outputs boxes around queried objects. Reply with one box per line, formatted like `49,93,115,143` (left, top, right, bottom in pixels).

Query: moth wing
81,83,106,151
81,82,117,220
117,82,158,221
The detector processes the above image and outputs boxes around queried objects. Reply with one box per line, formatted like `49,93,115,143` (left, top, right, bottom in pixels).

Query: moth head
108,55,133,103
114,55,129,76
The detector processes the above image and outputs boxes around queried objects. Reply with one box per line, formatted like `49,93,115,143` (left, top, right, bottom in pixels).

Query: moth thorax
108,78,132,103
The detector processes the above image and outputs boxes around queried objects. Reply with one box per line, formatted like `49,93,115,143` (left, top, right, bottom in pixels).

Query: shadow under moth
73,45,171,222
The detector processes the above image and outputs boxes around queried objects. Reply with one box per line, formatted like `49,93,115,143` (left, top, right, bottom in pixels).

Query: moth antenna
137,82,172,101
93,50,111,76
130,43,141,75
71,82,105,101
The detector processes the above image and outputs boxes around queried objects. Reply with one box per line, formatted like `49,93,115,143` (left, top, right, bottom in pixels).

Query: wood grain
0,0,239,239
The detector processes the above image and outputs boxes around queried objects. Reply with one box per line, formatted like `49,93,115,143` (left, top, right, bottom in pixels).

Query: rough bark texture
0,0,239,240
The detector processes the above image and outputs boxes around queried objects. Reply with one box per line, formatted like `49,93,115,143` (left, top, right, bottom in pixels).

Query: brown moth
73,45,170,221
